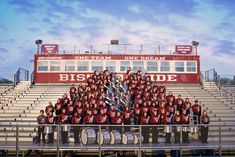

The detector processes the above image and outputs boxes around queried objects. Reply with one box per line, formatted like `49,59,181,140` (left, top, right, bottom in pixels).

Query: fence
203,69,220,84
0,123,234,157
38,44,199,56
202,69,235,86
218,75,235,86
13,68,29,85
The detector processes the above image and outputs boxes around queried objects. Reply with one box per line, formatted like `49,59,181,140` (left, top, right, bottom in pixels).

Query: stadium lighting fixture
192,41,199,55
35,39,43,54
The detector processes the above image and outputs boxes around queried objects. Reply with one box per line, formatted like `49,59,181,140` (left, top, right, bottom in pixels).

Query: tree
0,78,13,83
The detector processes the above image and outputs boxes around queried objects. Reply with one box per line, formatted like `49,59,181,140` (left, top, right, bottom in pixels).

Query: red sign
41,44,59,54
37,54,199,61
34,72,200,84
175,45,192,54
34,53,200,84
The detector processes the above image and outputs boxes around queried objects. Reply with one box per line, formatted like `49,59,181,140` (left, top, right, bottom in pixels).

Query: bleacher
0,79,235,156
167,84,235,142
0,84,11,93
0,84,69,142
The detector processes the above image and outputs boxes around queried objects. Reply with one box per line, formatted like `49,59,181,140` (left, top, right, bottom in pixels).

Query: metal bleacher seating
0,82,69,142
167,83,235,142
0,81,235,156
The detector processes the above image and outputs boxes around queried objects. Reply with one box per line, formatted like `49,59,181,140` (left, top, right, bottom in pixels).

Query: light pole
191,41,199,55
35,39,43,54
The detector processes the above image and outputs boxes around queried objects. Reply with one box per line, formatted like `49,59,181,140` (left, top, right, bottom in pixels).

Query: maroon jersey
140,116,149,124
166,105,175,114
173,115,181,124
166,95,175,103
141,105,149,115
134,106,141,115
108,108,117,118
91,108,98,116
99,105,109,114
55,103,62,110
67,104,74,113
175,98,184,105
45,105,54,115
95,113,108,124
183,102,191,109
115,116,123,124
62,97,70,104
84,114,94,124
70,87,76,97
192,104,201,114
123,110,133,120
84,107,91,115
46,115,55,124
149,115,160,124
71,115,82,124
163,115,172,124
58,113,69,124
183,102,191,114
158,106,166,116
75,106,83,115
181,114,189,124
149,106,158,116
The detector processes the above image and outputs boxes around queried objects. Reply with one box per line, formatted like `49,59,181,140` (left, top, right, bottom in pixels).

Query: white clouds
1,0,235,79
128,4,141,14
80,8,113,21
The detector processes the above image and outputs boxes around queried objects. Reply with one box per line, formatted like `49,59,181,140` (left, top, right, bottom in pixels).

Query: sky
0,0,235,80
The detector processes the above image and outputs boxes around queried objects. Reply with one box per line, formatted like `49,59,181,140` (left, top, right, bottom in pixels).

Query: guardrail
0,123,234,157
218,75,235,86
40,44,198,55
204,69,220,84
13,68,29,85
30,72,34,85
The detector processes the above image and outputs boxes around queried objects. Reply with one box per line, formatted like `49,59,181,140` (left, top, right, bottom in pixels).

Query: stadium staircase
167,83,235,143
0,81,235,146
0,82,69,142
0,83,14,94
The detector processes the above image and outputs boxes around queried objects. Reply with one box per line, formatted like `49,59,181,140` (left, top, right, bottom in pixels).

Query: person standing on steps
36,110,46,143
201,110,210,143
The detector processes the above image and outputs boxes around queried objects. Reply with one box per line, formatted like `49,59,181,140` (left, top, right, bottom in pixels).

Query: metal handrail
30,72,34,85
14,68,29,85
1,123,234,157
36,44,199,56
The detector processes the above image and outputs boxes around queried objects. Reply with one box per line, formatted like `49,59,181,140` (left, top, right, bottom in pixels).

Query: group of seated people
37,68,210,144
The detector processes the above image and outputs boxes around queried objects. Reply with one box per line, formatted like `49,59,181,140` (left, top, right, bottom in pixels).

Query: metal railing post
16,124,19,157
99,125,102,157
219,119,222,157
138,125,142,157
57,125,60,157
180,125,182,156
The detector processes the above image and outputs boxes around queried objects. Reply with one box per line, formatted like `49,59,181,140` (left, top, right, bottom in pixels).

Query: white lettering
59,74,69,81
155,74,166,82
75,56,112,60
149,74,155,81
76,74,86,81
75,56,88,60
70,74,75,81
149,74,177,82
138,56,166,60
167,74,177,81
124,56,139,60
58,73,177,82
159,57,165,60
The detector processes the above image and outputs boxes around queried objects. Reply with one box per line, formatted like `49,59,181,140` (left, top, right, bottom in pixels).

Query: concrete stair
0,82,234,144
167,83,235,143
